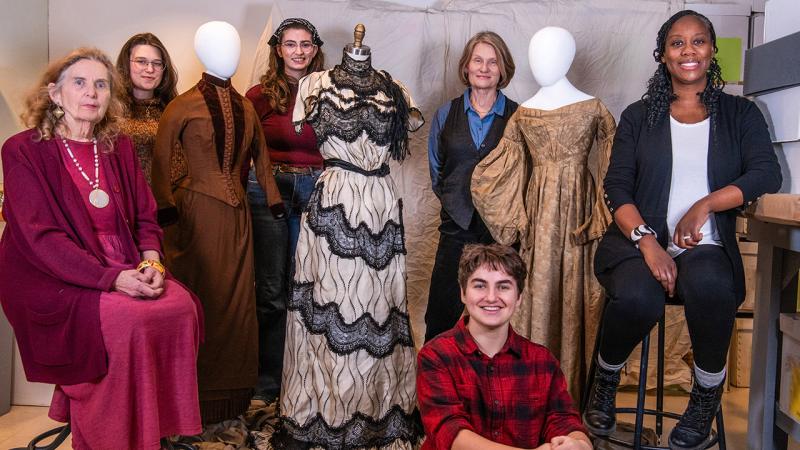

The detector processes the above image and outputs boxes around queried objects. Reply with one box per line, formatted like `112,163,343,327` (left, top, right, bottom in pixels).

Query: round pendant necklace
61,137,110,208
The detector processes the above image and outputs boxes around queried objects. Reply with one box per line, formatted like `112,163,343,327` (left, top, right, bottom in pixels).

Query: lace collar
340,50,372,74
330,50,384,96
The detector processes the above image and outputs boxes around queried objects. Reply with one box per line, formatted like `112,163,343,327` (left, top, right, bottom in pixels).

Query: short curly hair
22,47,125,151
457,244,526,293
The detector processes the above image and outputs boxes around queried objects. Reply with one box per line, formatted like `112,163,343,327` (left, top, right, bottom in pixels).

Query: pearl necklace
61,137,110,208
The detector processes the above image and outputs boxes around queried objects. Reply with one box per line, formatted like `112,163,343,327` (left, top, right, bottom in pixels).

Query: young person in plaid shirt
417,244,591,450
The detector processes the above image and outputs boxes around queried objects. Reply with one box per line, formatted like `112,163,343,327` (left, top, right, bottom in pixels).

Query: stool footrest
615,407,682,421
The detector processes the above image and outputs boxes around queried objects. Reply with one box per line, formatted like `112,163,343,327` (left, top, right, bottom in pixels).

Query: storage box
779,314,800,422
739,240,758,311
749,193,800,225
735,216,749,235
730,318,753,387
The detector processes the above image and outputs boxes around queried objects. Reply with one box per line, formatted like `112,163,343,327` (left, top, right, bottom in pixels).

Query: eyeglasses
131,58,165,71
280,41,316,52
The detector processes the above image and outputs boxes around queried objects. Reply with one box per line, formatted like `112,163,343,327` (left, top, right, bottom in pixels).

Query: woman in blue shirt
424,31,518,342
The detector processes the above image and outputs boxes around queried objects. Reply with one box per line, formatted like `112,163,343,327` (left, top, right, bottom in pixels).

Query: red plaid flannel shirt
416,317,585,449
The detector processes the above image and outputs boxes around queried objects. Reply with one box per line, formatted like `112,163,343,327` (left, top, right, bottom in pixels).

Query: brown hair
259,24,325,115
457,244,527,293
457,31,516,89
116,32,178,109
21,47,126,151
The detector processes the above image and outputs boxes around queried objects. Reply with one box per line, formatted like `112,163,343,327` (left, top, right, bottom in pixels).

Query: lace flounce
306,94,397,147
271,405,423,450
288,281,414,357
306,182,405,270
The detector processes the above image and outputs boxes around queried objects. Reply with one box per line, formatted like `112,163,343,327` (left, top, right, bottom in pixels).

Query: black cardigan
595,92,782,302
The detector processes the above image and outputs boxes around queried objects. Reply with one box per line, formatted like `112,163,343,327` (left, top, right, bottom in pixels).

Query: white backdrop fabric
251,0,682,343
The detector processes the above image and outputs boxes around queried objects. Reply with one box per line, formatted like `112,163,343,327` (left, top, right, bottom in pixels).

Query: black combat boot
582,365,621,436
668,380,724,450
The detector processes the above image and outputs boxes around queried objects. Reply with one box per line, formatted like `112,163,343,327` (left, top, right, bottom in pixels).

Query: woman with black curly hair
583,10,781,449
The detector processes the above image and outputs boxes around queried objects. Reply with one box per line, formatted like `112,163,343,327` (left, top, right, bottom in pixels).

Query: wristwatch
630,224,657,244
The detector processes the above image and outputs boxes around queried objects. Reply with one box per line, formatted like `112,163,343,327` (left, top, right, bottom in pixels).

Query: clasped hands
534,435,592,450
113,262,165,299
640,198,711,297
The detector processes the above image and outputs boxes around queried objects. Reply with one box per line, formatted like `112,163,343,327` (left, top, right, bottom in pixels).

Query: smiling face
465,42,501,91
276,27,318,80
49,58,111,135
661,15,713,89
461,264,522,334
129,44,164,99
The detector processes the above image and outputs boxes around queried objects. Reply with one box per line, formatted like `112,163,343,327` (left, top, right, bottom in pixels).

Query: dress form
152,20,284,425
273,19,424,449
194,21,241,79
344,23,370,62
522,27,593,110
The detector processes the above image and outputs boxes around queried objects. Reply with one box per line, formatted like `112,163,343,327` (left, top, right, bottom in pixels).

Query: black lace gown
272,52,424,449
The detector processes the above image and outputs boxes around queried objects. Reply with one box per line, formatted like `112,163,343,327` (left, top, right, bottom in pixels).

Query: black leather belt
323,158,390,177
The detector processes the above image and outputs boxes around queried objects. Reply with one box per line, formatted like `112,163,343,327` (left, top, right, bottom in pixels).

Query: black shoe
582,365,621,436
668,381,724,450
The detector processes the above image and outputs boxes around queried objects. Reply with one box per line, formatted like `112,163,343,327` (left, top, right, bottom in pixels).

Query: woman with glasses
244,17,324,403
116,33,178,185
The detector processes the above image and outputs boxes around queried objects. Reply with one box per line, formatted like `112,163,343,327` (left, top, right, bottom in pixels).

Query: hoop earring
52,104,65,120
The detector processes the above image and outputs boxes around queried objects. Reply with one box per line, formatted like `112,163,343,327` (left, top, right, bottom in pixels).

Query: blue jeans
247,166,320,399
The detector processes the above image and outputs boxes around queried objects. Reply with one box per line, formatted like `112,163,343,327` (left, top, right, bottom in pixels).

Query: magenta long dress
47,139,202,450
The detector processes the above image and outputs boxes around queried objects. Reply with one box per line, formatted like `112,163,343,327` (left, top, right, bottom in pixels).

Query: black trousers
424,211,494,342
597,244,738,373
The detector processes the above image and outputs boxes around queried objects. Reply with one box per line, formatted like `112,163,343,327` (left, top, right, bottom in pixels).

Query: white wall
49,0,278,95
0,0,51,410
45,0,752,341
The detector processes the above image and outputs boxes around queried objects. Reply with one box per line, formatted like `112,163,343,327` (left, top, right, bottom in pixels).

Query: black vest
437,94,518,229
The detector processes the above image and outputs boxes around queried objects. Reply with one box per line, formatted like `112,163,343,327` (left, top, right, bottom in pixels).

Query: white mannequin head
528,27,575,87
194,21,241,80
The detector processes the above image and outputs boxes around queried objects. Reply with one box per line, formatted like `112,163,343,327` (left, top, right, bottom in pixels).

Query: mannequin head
194,21,241,79
528,27,575,87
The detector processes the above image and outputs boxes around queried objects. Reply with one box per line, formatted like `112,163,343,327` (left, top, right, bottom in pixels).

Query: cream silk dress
274,52,424,450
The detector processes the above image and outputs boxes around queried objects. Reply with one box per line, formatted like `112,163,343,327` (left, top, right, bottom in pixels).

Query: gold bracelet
137,259,165,275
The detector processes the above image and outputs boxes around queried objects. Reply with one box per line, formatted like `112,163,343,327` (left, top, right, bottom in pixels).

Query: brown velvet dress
120,97,163,185
471,98,616,401
152,73,282,423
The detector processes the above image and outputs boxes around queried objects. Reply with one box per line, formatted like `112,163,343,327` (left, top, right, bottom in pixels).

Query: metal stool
10,424,71,450
9,424,196,450
582,300,727,449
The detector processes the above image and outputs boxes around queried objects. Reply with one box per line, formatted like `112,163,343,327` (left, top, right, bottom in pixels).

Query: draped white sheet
249,0,737,390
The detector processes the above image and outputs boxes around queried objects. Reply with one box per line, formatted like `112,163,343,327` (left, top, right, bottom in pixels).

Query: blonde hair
22,47,126,151
457,31,516,89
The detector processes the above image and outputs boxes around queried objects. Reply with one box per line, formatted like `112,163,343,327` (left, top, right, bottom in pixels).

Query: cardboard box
736,216,749,235
730,318,753,387
748,193,800,225
739,240,758,311
779,314,800,423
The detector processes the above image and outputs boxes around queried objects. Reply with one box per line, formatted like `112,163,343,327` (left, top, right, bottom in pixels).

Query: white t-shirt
666,116,722,258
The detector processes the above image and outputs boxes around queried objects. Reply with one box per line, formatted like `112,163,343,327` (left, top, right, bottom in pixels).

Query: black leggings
597,245,738,373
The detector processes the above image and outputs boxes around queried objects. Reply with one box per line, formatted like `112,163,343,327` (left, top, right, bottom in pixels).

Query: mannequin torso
522,26,593,110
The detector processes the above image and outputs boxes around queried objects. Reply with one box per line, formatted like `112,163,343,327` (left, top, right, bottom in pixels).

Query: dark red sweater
245,83,321,167
0,129,202,385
